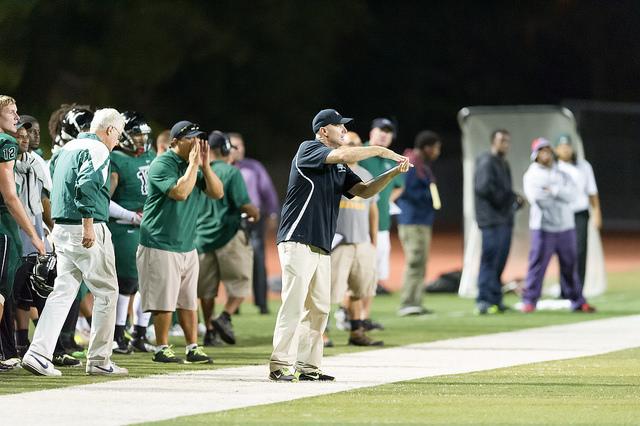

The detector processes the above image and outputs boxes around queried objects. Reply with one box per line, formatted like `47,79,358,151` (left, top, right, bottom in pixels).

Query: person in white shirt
554,134,601,291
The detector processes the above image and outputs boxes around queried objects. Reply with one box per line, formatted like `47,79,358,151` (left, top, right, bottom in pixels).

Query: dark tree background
2,0,639,228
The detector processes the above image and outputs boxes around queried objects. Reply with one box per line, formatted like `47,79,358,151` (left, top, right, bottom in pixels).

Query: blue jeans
477,224,512,306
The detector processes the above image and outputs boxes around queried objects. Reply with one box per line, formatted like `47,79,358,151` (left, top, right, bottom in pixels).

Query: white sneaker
397,305,424,317
2,357,22,368
22,351,62,377
168,324,184,337
86,362,129,376
334,307,351,331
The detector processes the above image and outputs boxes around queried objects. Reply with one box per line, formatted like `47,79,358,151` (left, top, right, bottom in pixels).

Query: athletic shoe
197,322,207,337
269,368,298,382
573,303,597,313
53,353,82,367
113,336,133,354
186,346,213,364
0,361,13,373
2,357,22,368
212,314,236,345
362,318,384,331
475,303,500,315
296,370,335,381
131,335,155,353
153,346,184,364
521,303,536,313
334,307,350,331
169,324,185,337
86,362,128,376
259,305,270,315
397,305,426,317
22,351,62,377
348,328,384,347
203,329,223,347
323,333,334,348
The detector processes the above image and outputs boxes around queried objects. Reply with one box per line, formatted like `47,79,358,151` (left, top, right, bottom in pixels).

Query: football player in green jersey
108,111,156,353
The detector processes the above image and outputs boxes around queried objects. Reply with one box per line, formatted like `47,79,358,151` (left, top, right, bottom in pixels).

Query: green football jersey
0,133,19,209
359,142,404,232
110,149,156,212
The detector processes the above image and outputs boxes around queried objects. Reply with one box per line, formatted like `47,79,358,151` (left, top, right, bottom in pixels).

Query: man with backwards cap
521,137,595,314
137,121,223,364
269,109,411,382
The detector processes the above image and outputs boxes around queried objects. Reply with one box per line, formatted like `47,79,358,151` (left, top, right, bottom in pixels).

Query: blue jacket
397,165,435,226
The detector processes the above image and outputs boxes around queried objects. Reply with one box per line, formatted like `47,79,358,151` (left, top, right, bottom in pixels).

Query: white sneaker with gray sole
22,351,62,377
86,362,129,376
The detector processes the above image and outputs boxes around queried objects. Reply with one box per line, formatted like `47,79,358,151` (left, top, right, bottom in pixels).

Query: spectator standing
229,132,279,314
521,138,595,313
396,130,442,316
554,134,602,291
473,129,523,314
359,118,403,294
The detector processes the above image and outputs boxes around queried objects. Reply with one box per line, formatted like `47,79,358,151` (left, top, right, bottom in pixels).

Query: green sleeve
149,157,179,195
110,152,121,176
0,141,17,163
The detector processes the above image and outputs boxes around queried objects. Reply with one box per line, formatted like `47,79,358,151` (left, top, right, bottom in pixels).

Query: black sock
134,325,147,339
350,319,362,331
114,325,125,340
16,329,29,346
221,311,231,320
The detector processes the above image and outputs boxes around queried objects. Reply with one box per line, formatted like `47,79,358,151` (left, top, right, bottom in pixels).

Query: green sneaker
186,346,213,364
153,345,184,364
269,367,298,382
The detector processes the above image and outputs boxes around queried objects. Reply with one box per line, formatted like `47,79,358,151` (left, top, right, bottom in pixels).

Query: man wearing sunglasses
137,120,223,364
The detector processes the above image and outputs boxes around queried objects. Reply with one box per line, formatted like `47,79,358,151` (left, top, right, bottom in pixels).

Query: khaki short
330,242,377,304
136,245,199,312
197,230,253,299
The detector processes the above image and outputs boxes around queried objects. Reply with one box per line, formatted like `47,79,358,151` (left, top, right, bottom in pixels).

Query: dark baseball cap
16,120,32,130
208,130,233,149
371,117,395,133
170,120,205,139
312,109,352,134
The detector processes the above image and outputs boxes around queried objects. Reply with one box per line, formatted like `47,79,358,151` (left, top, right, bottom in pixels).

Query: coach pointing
269,109,410,382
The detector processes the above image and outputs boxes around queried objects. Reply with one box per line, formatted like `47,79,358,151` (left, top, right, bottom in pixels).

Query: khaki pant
29,223,118,368
197,230,253,299
398,224,432,308
137,245,199,312
330,242,377,304
270,242,330,373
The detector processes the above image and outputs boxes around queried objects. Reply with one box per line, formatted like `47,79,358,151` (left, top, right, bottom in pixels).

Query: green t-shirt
0,133,19,209
196,160,250,252
358,142,404,231
110,149,156,212
139,150,205,253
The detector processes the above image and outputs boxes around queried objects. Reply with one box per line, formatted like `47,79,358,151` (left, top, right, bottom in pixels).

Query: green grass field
2,269,639,425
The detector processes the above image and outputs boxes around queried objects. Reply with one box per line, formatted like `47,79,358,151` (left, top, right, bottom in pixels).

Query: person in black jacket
474,129,523,314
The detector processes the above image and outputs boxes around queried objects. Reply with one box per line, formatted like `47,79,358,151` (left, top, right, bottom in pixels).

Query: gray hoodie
523,162,576,232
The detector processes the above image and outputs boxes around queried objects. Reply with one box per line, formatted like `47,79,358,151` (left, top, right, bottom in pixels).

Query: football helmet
24,253,57,299
54,108,94,149
119,111,152,154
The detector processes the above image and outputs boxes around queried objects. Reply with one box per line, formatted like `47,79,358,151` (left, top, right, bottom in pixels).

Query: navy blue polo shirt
277,139,362,253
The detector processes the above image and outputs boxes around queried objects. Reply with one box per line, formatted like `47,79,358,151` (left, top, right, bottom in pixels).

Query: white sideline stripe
1,315,639,426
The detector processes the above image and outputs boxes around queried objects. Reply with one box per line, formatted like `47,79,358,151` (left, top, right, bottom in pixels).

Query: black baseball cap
312,109,353,134
16,120,32,130
170,120,205,139
371,117,395,133
208,130,232,149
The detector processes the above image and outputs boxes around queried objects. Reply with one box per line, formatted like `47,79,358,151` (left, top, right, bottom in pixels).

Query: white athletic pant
376,230,391,281
29,223,118,367
270,242,330,373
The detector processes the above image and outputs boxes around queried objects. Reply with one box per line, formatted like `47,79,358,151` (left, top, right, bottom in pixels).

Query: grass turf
149,347,640,425
1,268,638,404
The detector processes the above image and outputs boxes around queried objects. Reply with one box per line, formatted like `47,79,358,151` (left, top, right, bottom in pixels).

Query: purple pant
523,229,586,309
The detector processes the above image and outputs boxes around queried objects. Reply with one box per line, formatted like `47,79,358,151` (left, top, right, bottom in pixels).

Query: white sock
116,294,130,326
133,292,152,327
185,343,197,352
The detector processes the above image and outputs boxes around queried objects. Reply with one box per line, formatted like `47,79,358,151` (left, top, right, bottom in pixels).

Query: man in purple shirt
230,133,279,314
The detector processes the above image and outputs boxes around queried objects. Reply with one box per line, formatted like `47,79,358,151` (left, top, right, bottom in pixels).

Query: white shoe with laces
22,351,62,377
86,362,129,376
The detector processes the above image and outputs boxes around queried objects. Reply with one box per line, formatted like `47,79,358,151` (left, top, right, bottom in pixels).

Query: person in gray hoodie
521,137,595,313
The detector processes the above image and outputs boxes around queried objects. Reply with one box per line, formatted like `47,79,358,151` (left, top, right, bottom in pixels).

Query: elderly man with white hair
23,108,127,377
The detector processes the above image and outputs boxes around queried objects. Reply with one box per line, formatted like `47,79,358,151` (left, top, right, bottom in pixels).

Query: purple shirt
235,158,279,216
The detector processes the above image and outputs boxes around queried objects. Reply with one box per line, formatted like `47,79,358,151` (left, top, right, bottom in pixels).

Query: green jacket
49,133,111,223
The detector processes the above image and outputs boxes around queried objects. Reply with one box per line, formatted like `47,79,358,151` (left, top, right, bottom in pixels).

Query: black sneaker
362,319,384,331
53,353,82,367
131,335,155,353
113,336,133,354
203,329,224,347
375,284,391,296
212,314,236,345
297,370,335,381
153,346,184,363
269,367,298,382
186,346,213,364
